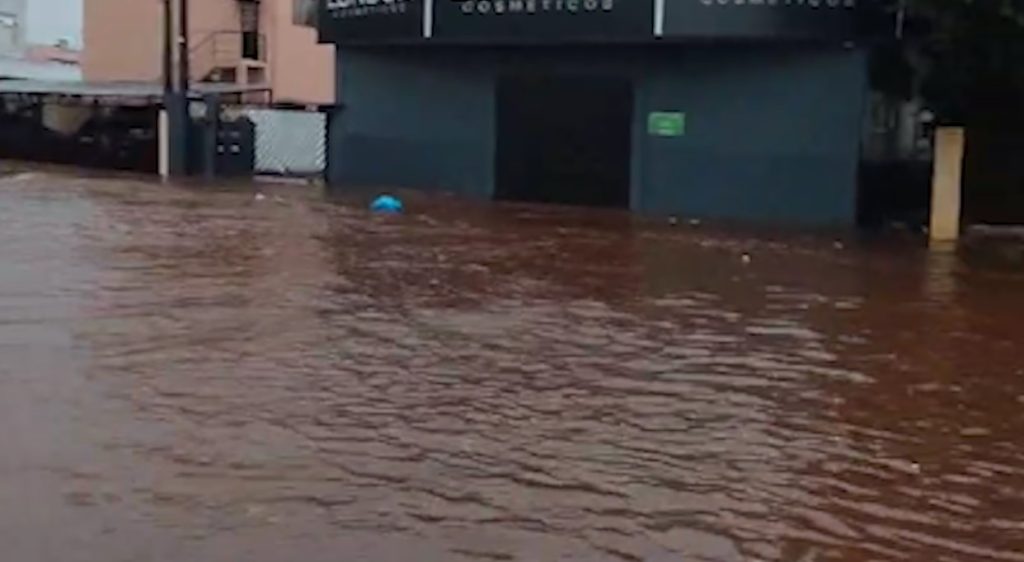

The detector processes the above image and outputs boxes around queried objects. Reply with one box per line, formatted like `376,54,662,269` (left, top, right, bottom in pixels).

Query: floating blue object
370,194,403,214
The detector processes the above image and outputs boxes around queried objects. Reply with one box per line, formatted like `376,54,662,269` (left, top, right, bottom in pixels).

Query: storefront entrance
495,75,633,208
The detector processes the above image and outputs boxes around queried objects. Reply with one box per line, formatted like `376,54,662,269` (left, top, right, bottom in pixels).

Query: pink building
83,0,333,105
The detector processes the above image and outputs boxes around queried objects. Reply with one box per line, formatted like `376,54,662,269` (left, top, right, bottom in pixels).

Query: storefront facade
319,0,880,225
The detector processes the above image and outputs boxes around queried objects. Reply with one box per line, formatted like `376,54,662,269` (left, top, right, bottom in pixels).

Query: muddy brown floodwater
1,171,1023,562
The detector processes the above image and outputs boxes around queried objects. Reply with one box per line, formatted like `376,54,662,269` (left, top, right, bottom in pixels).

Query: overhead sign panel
316,0,882,44
432,0,653,41
318,0,424,43
663,0,866,40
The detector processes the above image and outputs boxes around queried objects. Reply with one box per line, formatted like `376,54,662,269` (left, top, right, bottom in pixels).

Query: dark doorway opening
242,31,260,60
495,75,633,208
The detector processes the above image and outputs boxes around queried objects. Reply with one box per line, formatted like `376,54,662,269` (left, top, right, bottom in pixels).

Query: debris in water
741,253,752,264
7,172,39,182
796,547,821,562
370,194,403,214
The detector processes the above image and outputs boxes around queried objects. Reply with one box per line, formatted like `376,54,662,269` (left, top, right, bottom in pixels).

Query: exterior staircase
190,30,268,91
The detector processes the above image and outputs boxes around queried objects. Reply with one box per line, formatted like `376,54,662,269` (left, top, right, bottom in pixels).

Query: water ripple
0,173,1023,561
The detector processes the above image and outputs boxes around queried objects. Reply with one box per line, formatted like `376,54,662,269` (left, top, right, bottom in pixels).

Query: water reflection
0,173,1022,562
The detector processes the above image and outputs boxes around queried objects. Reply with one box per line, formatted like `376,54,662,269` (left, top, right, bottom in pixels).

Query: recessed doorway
495,74,633,208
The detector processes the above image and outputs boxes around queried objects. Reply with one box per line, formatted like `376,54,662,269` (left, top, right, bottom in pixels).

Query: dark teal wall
634,48,867,225
331,45,867,226
332,51,497,197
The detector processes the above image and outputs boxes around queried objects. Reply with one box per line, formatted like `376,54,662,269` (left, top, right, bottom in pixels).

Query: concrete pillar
164,92,190,176
158,109,170,180
323,106,338,187
930,127,966,245
202,93,221,181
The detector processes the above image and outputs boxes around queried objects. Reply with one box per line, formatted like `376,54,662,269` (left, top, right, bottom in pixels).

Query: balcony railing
190,30,266,83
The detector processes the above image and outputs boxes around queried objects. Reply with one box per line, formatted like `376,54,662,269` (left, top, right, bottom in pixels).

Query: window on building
239,2,261,60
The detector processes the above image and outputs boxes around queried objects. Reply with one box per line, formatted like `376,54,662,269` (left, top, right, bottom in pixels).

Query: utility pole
163,0,189,177
162,0,173,95
159,0,174,178
178,0,190,93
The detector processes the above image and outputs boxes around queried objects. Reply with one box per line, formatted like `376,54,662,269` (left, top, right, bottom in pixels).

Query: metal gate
241,108,326,177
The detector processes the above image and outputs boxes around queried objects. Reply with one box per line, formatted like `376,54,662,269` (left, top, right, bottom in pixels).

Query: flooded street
1,171,1023,562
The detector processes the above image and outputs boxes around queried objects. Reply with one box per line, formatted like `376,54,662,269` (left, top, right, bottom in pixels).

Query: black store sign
317,0,873,43
317,0,424,43
433,0,653,41
663,0,864,40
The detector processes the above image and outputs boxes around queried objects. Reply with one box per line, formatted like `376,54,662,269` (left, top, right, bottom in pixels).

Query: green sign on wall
648,111,686,137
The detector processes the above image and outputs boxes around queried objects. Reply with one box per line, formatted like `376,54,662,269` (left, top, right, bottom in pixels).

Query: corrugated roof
0,58,81,82
0,80,269,100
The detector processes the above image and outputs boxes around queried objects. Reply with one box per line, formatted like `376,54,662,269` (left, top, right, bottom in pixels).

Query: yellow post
930,127,966,245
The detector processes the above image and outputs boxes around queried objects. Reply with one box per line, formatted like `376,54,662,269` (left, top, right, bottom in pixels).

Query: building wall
83,0,245,83
266,0,333,104
82,0,162,82
0,0,81,80
331,45,867,226
635,47,867,225
83,0,333,104
0,0,27,55
25,0,81,49
331,49,495,195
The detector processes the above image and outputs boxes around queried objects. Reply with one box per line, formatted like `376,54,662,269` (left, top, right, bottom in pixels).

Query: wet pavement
1,171,1023,562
